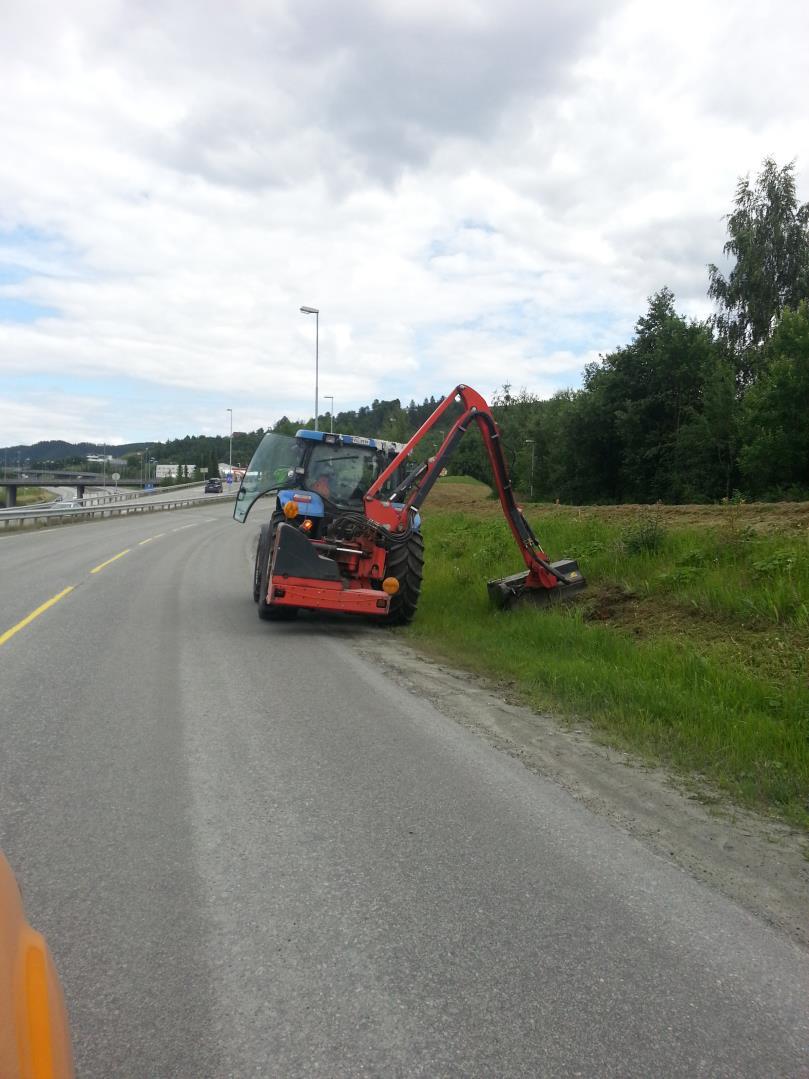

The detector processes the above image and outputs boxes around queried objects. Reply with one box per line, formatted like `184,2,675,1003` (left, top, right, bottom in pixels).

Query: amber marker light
283,501,299,519
301,518,313,532
382,577,400,594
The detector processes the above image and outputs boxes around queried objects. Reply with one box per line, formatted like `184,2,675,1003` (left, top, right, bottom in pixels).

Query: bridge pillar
6,485,17,508
76,484,85,500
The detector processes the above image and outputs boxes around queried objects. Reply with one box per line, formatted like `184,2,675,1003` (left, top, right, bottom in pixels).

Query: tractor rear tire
382,530,424,625
257,515,299,622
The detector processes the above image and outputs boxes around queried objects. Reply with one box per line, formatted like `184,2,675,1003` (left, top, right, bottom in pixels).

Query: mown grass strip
405,490,809,828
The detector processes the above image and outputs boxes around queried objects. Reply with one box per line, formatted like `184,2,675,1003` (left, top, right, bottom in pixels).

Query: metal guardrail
0,479,208,512
0,492,237,530
49,481,204,507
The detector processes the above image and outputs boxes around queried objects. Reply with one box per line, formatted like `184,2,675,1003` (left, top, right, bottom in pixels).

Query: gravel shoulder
357,633,809,950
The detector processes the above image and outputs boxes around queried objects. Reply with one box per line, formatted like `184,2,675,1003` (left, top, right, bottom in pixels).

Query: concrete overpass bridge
0,470,144,506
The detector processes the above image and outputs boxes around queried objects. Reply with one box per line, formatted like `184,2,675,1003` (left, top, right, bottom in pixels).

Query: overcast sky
2,0,808,446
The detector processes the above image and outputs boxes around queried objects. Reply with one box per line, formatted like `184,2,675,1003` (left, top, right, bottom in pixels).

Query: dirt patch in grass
581,583,640,624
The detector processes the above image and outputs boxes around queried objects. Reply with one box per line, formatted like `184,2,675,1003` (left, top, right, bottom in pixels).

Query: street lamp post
524,439,535,499
324,395,334,433
300,306,319,431
227,408,233,473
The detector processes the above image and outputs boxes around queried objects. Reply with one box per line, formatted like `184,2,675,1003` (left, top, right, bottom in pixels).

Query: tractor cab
234,429,410,524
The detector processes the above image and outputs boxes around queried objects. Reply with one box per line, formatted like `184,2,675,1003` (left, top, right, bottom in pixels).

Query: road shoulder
357,633,809,949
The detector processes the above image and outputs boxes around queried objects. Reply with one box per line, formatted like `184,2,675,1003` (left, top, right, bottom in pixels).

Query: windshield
305,445,378,504
305,444,410,505
233,432,302,523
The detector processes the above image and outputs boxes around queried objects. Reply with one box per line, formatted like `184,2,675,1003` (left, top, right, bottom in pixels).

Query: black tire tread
382,530,425,625
253,523,272,603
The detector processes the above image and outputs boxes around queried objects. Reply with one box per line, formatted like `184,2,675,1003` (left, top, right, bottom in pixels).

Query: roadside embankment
405,480,809,831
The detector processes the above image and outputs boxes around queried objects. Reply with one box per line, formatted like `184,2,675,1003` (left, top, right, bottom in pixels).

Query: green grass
405,504,809,828
0,487,55,508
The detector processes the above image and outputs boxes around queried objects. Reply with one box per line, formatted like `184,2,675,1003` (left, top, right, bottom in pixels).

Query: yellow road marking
0,587,75,647
90,549,131,574
2,520,209,647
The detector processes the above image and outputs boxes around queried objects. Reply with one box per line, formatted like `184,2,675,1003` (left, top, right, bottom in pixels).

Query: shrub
621,513,667,555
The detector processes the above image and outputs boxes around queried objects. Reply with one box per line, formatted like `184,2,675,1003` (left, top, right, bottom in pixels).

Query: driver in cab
310,461,337,500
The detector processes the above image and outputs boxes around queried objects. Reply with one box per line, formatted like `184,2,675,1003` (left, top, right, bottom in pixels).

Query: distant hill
1,440,147,463
1,396,446,470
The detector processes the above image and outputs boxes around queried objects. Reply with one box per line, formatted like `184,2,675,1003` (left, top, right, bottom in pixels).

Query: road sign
111,472,120,482
226,474,233,485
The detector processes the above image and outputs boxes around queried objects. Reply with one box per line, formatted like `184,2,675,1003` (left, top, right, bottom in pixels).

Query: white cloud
1,0,808,444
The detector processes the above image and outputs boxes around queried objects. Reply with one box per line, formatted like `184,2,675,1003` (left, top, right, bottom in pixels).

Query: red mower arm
364,384,582,600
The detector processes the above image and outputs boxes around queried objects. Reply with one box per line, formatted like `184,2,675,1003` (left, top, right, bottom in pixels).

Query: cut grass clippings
404,480,809,830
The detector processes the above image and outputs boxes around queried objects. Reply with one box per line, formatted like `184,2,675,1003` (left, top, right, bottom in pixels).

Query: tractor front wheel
253,524,272,603
381,530,424,626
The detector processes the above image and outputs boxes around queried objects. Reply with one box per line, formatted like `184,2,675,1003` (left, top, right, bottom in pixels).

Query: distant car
205,478,223,493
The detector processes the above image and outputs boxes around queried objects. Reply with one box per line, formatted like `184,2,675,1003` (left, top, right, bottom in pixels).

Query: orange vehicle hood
0,852,74,1078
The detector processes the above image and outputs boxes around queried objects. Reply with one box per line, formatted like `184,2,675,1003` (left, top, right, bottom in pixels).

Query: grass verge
0,487,55,508
405,481,809,829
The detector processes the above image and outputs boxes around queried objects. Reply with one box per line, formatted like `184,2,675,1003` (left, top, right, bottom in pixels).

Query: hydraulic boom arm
364,385,585,607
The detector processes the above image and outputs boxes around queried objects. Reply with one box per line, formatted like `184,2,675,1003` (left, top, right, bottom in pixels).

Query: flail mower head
487,559,587,610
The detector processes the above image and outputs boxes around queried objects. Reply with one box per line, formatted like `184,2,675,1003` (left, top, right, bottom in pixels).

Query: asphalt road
1,503,808,1077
